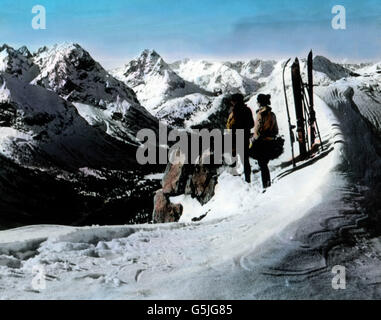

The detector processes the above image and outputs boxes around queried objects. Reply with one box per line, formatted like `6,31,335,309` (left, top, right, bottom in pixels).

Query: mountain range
0,41,379,228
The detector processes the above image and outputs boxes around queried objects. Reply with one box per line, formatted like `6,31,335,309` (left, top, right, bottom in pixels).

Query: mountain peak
313,55,353,81
120,49,170,84
17,46,32,58
34,43,88,62
33,42,97,75
136,49,166,69
141,49,160,59
111,50,209,112
32,42,141,108
33,46,49,56
0,44,13,53
0,44,32,58
0,44,39,82
53,42,82,52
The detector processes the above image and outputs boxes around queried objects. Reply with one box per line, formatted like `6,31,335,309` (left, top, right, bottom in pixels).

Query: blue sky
1,0,380,67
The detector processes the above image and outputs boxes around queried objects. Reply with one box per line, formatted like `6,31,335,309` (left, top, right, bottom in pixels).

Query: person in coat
226,93,254,183
252,94,279,189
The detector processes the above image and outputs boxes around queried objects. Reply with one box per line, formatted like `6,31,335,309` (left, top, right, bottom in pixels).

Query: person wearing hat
226,93,255,183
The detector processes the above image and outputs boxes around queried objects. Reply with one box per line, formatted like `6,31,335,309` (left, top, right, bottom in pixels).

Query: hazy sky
1,0,380,68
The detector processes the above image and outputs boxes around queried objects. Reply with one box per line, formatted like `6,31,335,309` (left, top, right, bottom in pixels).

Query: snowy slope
154,93,213,127
316,63,381,135
0,94,348,300
111,50,211,114
0,73,138,168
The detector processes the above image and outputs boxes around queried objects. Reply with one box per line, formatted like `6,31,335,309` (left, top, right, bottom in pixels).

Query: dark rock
313,56,352,81
186,152,220,205
153,190,183,223
0,103,17,127
23,113,55,126
153,150,222,223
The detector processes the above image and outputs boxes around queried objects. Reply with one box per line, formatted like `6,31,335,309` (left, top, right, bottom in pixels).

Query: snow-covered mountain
170,58,273,95
0,73,139,169
154,93,213,127
356,61,381,75
0,45,39,82
225,59,276,81
111,49,211,113
0,43,164,228
31,43,158,144
32,43,138,107
306,55,357,85
110,52,277,126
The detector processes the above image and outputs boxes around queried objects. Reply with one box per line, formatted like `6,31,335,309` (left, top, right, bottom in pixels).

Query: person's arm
226,112,234,130
253,112,262,140
247,109,255,129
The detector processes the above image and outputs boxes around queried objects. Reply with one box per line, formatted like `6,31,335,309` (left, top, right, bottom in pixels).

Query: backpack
249,137,285,161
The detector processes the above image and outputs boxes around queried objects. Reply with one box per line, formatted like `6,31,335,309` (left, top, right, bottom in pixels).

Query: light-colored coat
253,106,279,140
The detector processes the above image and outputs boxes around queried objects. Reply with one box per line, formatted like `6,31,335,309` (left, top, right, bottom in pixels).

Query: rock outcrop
153,149,222,223
153,190,183,223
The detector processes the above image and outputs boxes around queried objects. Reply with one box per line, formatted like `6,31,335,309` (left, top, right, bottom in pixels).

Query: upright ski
291,58,308,159
282,58,296,167
307,51,316,147
306,51,324,151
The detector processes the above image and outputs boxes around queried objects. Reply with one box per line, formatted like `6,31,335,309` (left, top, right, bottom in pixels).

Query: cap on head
231,93,244,106
257,94,271,107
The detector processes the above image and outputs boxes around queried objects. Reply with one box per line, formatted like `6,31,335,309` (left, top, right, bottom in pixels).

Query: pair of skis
282,50,323,168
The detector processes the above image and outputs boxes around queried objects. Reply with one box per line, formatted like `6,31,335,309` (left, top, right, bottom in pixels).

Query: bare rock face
153,190,183,223
152,149,221,223
185,152,219,205
162,149,193,195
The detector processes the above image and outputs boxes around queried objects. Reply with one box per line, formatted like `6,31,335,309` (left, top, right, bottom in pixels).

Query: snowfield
0,71,363,300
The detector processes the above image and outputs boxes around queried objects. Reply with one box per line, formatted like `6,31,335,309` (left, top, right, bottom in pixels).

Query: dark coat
226,105,254,138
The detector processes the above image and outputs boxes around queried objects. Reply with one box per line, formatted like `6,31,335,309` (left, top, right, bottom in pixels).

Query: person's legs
244,155,251,183
258,158,271,188
244,138,251,183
